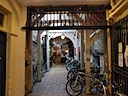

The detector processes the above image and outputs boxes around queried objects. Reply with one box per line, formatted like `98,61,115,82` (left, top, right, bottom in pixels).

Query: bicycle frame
72,71,98,89
116,93,127,96
73,71,85,88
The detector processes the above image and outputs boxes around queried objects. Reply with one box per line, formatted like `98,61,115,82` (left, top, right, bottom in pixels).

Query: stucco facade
0,0,26,96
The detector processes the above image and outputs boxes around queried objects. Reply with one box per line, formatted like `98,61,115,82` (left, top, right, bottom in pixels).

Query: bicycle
33,64,38,84
67,66,101,81
66,69,104,96
66,59,79,71
94,71,127,96
67,63,81,80
103,80,127,96
66,69,86,96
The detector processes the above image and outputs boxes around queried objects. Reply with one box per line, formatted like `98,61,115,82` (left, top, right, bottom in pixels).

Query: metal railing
22,5,111,30
112,64,128,95
111,15,128,95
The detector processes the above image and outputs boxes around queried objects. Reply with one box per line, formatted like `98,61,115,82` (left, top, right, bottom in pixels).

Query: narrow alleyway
30,64,98,96
30,64,69,96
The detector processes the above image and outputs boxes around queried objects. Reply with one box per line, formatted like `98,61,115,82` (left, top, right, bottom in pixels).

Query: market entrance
23,5,111,95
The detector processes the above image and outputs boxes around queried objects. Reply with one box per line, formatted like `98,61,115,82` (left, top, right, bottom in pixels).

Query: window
0,13,4,26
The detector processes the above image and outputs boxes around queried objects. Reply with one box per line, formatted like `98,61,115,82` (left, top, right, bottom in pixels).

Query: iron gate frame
111,15,128,95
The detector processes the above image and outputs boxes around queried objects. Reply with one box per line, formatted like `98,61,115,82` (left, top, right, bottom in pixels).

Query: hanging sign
118,42,123,52
118,53,123,67
124,45,128,67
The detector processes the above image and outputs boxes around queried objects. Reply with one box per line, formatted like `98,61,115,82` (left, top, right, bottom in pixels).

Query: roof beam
90,30,104,46
32,14,45,26
22,25,111,30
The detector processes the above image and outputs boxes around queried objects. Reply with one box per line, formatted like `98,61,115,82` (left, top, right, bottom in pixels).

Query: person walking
52,52,57,64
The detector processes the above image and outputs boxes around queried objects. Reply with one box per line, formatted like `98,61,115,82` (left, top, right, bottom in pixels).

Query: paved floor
30,64,69,96
30,64,100,96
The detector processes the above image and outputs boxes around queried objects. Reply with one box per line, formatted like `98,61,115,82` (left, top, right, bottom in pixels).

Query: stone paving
30,64,69,96
30,64,100,96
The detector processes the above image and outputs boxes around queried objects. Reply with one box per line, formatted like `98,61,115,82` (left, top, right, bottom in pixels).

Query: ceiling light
61,33,65,39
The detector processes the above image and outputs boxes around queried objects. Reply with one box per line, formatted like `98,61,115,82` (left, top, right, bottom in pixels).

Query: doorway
23,5,111,95
0,31,6,96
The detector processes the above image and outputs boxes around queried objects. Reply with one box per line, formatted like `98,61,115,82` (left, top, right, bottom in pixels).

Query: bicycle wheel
96,84,110,96
66,79,83,96
105,88,110,96
33,67,38,83
95,82,104,95
67,68,78,80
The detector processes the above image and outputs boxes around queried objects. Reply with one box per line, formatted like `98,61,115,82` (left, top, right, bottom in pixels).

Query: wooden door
0,32,6,96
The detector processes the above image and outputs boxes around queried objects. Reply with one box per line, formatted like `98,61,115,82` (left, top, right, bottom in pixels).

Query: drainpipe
107,0,128,20
37,31,41,81
47,31,50,71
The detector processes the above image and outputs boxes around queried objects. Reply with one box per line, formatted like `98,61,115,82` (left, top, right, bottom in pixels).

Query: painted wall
0,0,26,96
